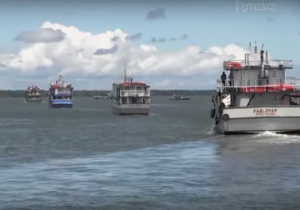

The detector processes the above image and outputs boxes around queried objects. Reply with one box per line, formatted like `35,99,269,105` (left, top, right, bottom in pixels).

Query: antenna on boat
58,71,63,81
57,71,64,85
123,62,128,82
128,61,134,83
254,41,257,53
249,42,252,53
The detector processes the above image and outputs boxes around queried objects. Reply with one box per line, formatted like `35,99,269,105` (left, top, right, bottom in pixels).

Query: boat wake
207,123,217,134
206,128,300,145
254,131,300,138
252,131,300,144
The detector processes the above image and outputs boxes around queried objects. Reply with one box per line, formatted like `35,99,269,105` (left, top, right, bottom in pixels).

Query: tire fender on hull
210,108,215,118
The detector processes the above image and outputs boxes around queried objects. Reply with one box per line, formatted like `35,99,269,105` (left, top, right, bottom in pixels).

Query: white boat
94,95,104,99
25,85,42,102
110,62,151,115
48,72,73,108
210,41,300,134
94,92,111,99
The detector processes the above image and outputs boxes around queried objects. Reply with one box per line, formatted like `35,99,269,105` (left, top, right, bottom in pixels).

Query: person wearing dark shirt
221,72,227,86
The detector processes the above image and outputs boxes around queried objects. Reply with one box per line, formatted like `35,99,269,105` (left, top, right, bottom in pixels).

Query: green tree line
0,89,214,97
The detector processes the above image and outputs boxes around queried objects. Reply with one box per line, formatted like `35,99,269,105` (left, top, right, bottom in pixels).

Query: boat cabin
49,73,73,101
112,81,151,105
215,42,300,107
111,62,151,106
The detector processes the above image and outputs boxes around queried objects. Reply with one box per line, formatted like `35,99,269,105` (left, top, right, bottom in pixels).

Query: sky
0,0,299,90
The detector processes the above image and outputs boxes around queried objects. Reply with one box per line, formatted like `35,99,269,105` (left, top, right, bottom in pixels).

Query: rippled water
1,97,300,209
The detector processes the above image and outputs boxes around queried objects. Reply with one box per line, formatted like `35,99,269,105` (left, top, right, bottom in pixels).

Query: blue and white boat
48,72,73,108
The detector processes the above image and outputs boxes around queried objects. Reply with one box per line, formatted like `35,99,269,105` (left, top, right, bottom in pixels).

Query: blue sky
0,0,299,89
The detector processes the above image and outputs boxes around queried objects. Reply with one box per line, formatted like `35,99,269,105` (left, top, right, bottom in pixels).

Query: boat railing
217,78,300,93
223,59,293,70
120,90,150,96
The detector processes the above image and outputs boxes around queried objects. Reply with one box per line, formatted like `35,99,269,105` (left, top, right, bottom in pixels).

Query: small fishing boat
169,94,190,100
94,92,111,99
94,95,104,99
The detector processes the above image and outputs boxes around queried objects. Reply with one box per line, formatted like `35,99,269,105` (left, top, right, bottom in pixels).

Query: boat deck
217,78,300,94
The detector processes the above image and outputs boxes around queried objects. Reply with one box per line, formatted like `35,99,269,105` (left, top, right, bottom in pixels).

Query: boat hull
25,98,42,103
49,104,73,108
25,93,42,103
49,99,73,108
110,103,150,115
216,117,300,134
212,106,300,134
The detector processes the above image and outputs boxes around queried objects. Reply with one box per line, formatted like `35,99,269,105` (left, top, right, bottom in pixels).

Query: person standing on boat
221,72,227,86
229,70,234,86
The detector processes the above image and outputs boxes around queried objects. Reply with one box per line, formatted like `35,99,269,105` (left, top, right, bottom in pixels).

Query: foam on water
207,119,218,135
252,131,300,145
207,123,216,135
205,126,300,145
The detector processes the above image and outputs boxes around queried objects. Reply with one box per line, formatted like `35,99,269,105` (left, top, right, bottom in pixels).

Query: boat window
125,87,129,90
137,87,141,90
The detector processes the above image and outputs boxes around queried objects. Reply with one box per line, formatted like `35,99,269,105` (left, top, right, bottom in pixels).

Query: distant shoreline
0,90,214,97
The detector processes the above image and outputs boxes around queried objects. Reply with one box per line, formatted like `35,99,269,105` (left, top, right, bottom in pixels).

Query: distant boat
110,62,151,115
25,85,42,102
48,72,73,108
94,92,111,99
94,95,104,99
169,94,190,100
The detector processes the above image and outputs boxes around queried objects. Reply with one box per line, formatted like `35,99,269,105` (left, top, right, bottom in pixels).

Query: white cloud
0,21,250,89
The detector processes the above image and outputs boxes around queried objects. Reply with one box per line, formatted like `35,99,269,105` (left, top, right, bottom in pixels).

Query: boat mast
58,71,63,81
57,71,64,86
123,62,127,82
122,61,132,82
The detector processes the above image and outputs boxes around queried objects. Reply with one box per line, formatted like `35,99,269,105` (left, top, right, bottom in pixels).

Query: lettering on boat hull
253,108,277,116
